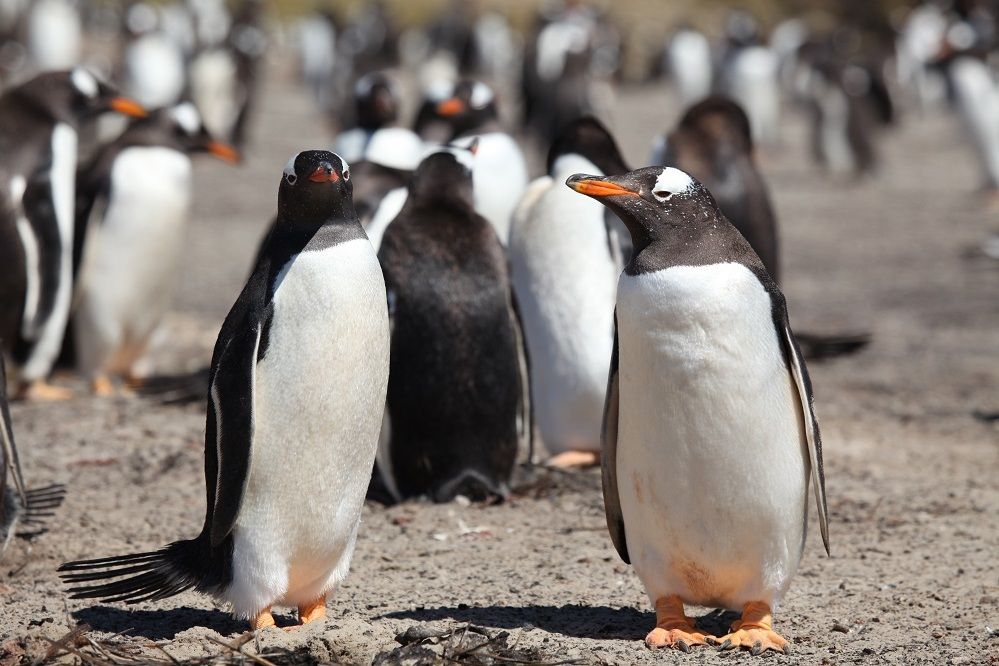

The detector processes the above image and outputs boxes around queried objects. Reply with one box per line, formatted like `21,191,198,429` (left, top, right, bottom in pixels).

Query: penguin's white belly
230,238,389,616
510,164,616,452
615,263,807,610
462,132,528,244
190,49,239,141
124,34,186,109
75,148,192,376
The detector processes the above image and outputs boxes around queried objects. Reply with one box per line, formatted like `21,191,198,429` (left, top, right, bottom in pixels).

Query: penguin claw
715,638,734,651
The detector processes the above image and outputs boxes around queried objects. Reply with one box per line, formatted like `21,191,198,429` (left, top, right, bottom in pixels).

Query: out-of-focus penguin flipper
602,317,629,564
509,290,533,465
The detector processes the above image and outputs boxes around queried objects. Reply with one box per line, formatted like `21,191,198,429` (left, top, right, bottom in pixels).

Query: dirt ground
0,55,997,665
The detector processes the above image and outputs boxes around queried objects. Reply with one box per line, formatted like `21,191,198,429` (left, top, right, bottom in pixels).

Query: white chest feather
615,263,808,610
229,238,389,616
73,147,193,373
509,155,617,451
455,132,528,244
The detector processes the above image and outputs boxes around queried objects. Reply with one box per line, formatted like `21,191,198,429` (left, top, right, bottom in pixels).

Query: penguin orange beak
108,97,148,118
308,166,339,183
566,176,638,198
436,98,466,116
206,141,240,164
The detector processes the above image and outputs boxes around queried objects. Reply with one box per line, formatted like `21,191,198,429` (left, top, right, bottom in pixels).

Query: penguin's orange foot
250,608,276,631
91,375,115,397
545,450,600,468
17,380,73,401
645,626,709,652
709,601,791,655
646,594,711,652
298,596,327,625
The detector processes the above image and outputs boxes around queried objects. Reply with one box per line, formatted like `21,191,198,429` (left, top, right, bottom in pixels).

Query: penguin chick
60,151,390,631
376,145,531,503
567,166,829,654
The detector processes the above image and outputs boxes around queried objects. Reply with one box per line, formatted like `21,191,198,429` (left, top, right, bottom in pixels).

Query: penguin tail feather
58,539,204,604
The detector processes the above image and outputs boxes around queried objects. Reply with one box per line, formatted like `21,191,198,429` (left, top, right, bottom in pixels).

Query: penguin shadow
385,604,741,642
71,605,250,640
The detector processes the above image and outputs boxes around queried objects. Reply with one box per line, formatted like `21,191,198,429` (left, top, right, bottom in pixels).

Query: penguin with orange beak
0,68,147,400
568,166,828,655
71,102,239,395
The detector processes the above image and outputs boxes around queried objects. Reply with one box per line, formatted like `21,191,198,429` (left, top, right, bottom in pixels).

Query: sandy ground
1,55,997,665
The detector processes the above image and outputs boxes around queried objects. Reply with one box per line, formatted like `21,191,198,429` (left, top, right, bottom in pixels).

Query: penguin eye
652,190,673,201
343,169,349,181
286,173,297,185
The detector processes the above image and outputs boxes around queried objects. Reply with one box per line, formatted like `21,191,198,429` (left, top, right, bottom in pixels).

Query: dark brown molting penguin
654,96,780,282
376,145,530,503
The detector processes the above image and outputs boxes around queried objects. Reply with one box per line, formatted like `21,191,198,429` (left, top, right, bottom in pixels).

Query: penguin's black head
21,68,148,124
676,96,754,156
354,72,399,130
279,150,354,221
409,141,477,207
141,102,240,163
566,166,720,247
417,80,497,140
546,116,628,176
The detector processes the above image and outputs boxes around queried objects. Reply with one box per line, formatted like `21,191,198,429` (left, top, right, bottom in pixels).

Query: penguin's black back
379,164,519,502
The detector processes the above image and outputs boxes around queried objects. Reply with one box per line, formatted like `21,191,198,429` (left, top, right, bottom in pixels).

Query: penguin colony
0,0,991,657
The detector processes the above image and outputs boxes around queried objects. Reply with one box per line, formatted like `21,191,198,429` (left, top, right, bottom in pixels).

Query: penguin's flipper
601,317,629,564
205,321,262,548
509,290,533,465
781,323,830,555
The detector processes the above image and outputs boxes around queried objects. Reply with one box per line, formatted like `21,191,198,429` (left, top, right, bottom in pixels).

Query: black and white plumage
72,103,238,393
1,352,65,556
376,146,530,503
567,166,828,654
0,69,146,399
60,151,390,629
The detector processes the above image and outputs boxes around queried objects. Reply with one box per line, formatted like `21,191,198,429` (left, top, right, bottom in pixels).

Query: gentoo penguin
333,72,403,163
509,117,626,468
25,0,81,72
121,7,187,110
417,80,529,244
800,57,876,176
376,145,530,503
60,150,390,630
720,12,781,150
0,69,146,400
1,351,66,556
654,97,780,281
72,103,239,395
567,166,828,653
663,26,713,107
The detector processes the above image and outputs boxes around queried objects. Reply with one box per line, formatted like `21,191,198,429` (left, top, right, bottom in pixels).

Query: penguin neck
274,198,362,251
618,205,750,276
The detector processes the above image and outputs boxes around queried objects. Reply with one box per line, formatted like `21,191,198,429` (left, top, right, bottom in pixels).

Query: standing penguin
567,166,828,653
509,117,626,468
377,145,530,503
1,351,66,557
332,71,404,163
59,151,390,630
653,97,780,282
72,103,239,395
0,69,146,400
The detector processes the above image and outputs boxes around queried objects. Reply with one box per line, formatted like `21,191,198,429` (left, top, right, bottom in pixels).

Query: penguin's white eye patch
71,68,98,98
470,82,493,109
343,168,349,181
285,173,297,185
653,167,694,200
170,102,201,135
